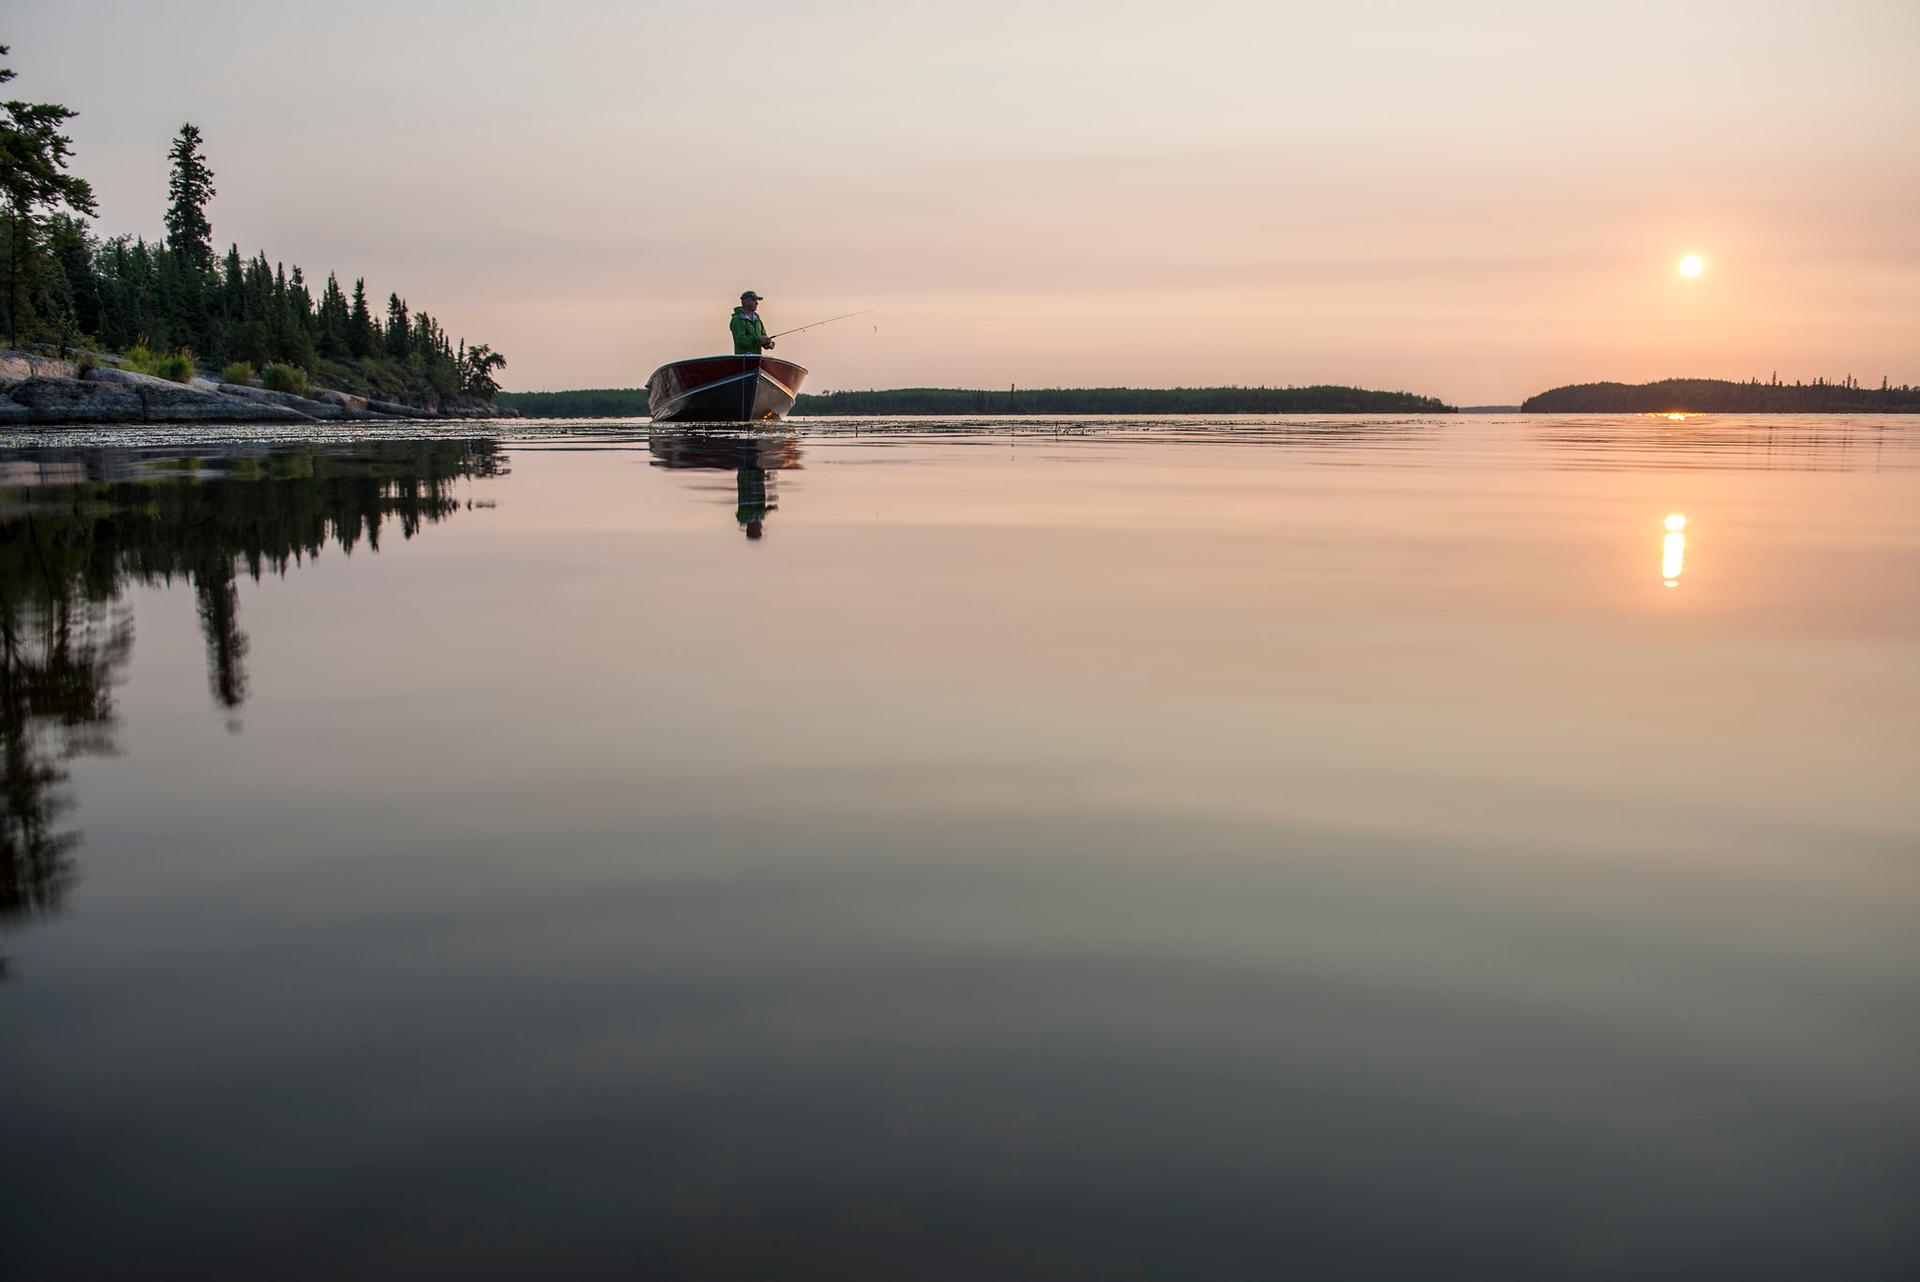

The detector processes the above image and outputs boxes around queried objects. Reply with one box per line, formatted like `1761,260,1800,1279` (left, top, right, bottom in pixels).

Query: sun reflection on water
1662,513,1687,586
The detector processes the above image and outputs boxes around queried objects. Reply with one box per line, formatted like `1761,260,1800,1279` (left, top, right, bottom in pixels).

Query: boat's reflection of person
735,466,773,539
648,429,801,541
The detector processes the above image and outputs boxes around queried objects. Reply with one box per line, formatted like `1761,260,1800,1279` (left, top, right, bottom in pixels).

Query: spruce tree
129,238,156,343
289,265,313,330
385,293,410,359
164,123,216,276
348,276,373,357
47,213,101,338
317,272,349,358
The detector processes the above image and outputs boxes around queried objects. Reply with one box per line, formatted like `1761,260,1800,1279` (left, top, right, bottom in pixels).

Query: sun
1677,253,1705,279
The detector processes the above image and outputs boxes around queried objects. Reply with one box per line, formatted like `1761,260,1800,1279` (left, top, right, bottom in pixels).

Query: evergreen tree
316,272,349,358
289,265,310,315
91,235,138,348
385,292,410,359
348,276,373,357
164,123,216,275
127,238,157,344
160,244,207,354
460,342,507,401
0,45,98,346
47,213,101,338
281,266,316,369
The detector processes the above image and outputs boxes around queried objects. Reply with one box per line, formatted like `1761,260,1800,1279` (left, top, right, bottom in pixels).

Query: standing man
731,291,774,355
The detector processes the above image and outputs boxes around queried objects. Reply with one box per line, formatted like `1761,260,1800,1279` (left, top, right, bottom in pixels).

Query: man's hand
764,338,776,349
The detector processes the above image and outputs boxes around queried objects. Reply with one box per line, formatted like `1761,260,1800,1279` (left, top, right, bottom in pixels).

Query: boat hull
646,355,808,423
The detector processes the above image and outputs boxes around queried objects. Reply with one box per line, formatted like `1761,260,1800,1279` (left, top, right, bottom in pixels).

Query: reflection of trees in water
0,441,503,951
648,429,801,541
1535,418,1914,472
196,562,249,710
0,594,131,942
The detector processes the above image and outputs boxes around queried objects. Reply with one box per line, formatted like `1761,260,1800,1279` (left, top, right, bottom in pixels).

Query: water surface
3,415,1917,1279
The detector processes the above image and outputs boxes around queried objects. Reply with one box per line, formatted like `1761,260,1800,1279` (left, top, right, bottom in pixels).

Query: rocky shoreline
0,351,519,427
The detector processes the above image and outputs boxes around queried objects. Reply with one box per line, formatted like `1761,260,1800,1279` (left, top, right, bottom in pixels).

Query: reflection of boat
648,428,802,540
646,355,808,423
647,429,802,474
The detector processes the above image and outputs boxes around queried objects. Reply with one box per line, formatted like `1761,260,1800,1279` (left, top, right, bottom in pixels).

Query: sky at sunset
8,0,1918,402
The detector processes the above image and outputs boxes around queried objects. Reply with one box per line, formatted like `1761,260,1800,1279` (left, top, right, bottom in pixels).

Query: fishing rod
767,308,874,340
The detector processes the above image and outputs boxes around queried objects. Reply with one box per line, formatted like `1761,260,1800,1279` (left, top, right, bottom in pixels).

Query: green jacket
730,308,771,355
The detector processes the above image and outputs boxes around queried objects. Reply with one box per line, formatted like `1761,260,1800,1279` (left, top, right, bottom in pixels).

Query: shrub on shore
153,349,196,383
120,344,196,383
221,361,256,386
261,363,308,397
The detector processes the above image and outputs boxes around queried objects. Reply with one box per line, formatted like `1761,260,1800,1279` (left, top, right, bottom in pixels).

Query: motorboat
645,354,808,422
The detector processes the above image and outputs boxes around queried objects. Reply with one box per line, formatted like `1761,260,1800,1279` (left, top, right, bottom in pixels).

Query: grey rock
71,366,310,422
366,398,430,418
314,389,370,411
6,377,144,423
136,379,311,423
217,383,347,419
0,391,30,424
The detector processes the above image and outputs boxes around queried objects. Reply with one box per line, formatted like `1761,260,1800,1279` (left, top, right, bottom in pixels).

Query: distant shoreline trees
1520,377,1920,413
495,384,1457,418
0,45,505,403
794,385,1453,415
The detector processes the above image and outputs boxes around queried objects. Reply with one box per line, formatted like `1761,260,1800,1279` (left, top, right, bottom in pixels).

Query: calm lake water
3,415,1917,1280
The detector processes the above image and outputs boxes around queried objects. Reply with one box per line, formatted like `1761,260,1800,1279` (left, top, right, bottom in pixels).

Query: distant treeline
497,384,1454,418
1522,377,1920,413
495,388,655,418
797,386,1454,415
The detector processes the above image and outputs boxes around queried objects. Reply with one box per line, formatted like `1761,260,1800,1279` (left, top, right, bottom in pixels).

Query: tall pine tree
163,123,216,275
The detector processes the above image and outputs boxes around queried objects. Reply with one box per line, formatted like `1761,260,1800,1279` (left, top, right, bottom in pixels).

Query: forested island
499,384,1455,418
0,45,508,421
1522,377,1920,413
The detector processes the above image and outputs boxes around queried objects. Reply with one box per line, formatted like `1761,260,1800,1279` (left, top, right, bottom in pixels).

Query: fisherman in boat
731,291,775,355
